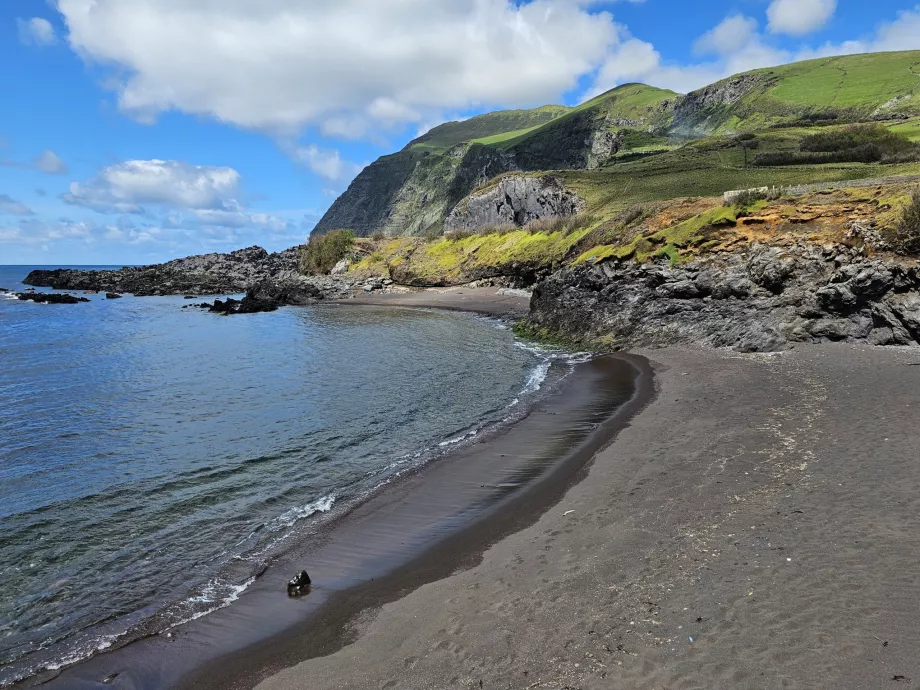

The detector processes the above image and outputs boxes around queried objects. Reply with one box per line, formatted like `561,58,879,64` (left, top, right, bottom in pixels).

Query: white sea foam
172,575,257,628
438,429,479,447
267,494,336,532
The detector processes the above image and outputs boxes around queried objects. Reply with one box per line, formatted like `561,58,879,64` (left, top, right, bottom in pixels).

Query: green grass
407,105,570,153
889,119,920,142
764,52,920,108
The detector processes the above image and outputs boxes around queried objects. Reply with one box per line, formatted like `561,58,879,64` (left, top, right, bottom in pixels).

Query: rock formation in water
24,246,301,297
15,292,89,304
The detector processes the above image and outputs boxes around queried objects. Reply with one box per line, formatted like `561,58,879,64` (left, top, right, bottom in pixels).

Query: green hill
407,105,570,153
315,51,920,238
673,51,920,135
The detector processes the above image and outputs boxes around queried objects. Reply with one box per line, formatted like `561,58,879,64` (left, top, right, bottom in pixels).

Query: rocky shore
23,246,301,296
527,243,920,352
21,246,403,311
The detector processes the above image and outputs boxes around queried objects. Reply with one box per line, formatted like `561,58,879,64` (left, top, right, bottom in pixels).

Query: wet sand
343,287,531,317
33,350,646,688
249,344,920,690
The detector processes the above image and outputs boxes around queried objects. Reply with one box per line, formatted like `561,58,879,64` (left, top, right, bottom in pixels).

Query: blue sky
2,0,920,265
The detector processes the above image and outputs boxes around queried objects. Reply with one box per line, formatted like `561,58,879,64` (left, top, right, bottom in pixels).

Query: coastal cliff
313,51,920,239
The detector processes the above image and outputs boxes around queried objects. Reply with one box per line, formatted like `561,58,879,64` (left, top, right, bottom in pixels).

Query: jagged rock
16,292,89,304
287,570,311,596
445,175,585,231
105,293,122,299
527,243,920,352
23,245,302,296
331,258,351,275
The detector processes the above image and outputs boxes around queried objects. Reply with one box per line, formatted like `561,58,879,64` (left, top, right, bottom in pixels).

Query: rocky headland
23,246,302,297
527,243,920,352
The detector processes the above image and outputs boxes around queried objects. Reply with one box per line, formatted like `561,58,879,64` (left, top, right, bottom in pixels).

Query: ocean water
0,266,561,684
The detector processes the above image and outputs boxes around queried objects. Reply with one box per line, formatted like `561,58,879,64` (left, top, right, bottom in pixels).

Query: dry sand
253,344,920,690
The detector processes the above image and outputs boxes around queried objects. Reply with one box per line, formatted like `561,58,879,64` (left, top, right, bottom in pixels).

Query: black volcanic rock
16,292,89,304
105,293,123,299
23,245,302,296
527,243,920,352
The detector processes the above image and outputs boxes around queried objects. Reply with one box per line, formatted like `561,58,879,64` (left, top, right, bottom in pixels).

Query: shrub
893,189,920,255
524,213,599,236
754,124,920,167
299,229,355,275
443,228,473,241
475,224,517,237
616,205,647,227
732,187,782,209
370,230,386,241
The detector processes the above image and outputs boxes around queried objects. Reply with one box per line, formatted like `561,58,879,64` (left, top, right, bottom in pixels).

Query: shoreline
176,354,653,690
245,343,920,690
25,291,649,690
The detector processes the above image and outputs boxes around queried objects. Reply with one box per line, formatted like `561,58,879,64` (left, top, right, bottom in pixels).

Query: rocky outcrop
314,110,617,237
445,175,585,231
23,246,302,296
528,244,920,352
671,74,769,135
15,292,89,304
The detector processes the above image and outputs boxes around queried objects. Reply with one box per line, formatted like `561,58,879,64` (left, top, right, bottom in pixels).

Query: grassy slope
347,181,919,286
701,51,920,133
407,105,570,153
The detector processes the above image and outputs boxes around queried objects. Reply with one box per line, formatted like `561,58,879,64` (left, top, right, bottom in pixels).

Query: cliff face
445,175,585,230
313,86,673,237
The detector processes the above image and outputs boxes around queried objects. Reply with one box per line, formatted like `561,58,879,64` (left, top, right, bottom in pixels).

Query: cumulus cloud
2,218,95,245
0,194,34,216
693,15,759,57
34,150,68,175
797,6,920,58
767,0,836,36
192,209,291,232
63,159,243,214
55,0,620,135
589,17,788,97
292,146,365,183
17,17,56,46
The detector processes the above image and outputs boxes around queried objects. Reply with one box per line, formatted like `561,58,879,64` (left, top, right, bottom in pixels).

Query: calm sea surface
0,266,558,684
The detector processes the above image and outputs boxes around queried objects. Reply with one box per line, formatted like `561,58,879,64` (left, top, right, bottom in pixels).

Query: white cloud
798,6,920,57
293,146,365,183
589,18,788,97
192,209,291,231
34,150,68,175
767,0,836,37
63,160,243,214
0,228,23,242
0,194,34,215
4,218,94,244
693,15,759,57
56,0,620,136
17,17,56,46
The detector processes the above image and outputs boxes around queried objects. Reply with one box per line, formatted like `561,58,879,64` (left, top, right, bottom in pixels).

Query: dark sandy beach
247,343,920,690
31,289,643,690
25,285,920,690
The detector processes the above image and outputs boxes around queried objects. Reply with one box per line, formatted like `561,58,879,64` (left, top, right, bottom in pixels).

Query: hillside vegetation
337,179,920,288
313,51,920,241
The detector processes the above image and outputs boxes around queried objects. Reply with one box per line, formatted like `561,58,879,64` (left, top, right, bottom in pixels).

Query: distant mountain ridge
314,51,920,237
